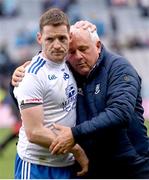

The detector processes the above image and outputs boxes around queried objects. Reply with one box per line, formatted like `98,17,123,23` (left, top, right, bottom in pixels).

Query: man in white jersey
13,8,88,179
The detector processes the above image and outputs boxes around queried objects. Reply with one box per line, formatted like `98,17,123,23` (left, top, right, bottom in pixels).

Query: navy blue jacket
71,45,149,178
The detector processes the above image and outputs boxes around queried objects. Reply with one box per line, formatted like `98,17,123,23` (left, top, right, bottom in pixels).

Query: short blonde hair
39,8,70,33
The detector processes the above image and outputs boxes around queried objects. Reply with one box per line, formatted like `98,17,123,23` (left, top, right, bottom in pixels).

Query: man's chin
53,57,65,63
77,69,89,76
76,66,89,74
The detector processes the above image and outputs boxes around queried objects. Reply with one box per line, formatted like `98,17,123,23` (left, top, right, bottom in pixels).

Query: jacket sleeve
72,59,142,142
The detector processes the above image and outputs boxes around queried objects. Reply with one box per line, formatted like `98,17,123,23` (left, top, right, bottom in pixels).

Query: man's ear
96,40,101,53
37,32,42,44
69,32,73,43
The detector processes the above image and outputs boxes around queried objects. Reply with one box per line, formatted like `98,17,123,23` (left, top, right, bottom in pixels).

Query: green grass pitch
0,128,17,179
0,121,149,179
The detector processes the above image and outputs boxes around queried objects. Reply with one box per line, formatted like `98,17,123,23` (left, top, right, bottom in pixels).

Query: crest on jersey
65,84,76,98
62,84,76,112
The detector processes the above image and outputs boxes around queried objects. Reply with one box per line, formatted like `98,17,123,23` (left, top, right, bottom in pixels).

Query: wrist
70,144,81,156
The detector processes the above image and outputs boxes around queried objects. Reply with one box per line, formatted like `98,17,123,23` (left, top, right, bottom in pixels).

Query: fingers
73,20,96,32
12,74,24,87
52,123,63,131
11,77,21,87
77,166,88,176
74,20,88,28
11,66,25,86
22,61,31,68
50,143,64,155
49,140,58,153
49,124,64,153
49,137,64,154
50,138,69,155
76,158,89,177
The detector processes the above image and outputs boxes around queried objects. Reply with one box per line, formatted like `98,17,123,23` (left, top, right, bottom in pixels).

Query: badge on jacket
95,84,100,94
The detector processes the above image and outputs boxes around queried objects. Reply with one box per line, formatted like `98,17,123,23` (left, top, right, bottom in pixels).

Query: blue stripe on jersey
30,58,44,74
28,56,40,73
34,60,46,74
28,56,46,74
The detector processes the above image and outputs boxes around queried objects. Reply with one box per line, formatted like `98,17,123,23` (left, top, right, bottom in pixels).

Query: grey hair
70,25,100,43
87,28,100,42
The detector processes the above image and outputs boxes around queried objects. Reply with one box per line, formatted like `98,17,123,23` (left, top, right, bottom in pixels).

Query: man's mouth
77,63,86,67
51,50,64,54
53,52,63,55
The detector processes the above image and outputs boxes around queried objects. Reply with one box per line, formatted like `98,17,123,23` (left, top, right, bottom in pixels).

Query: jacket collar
87,44,105,79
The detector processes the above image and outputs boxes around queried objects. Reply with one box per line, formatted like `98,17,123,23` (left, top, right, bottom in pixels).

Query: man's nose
75,50,82,59
53,39,61,49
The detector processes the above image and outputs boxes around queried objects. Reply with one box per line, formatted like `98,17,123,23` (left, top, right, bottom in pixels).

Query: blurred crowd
0,0,149,151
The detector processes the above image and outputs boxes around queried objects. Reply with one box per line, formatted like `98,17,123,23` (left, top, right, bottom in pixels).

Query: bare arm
22,105,88,176
71,144,89,176
21,104,56,148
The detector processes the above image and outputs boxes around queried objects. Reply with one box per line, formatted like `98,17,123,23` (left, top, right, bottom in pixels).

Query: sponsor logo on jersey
21,98,42,105
48,74,57,80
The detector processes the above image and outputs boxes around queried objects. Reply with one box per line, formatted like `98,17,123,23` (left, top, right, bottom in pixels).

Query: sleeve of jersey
13,73,44,108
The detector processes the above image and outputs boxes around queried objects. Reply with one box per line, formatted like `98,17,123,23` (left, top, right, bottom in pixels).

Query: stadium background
0,0,149,178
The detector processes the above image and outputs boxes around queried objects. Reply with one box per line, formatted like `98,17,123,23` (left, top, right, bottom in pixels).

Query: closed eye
78,46,88,52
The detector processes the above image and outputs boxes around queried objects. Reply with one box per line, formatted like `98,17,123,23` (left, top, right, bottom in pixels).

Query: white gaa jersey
14,54,77,167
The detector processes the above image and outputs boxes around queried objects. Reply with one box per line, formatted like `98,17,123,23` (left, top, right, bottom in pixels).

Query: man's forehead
43,25,69,33
43,30,69,39
48,32,69,37
71,29,91,42
69,37,90,50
